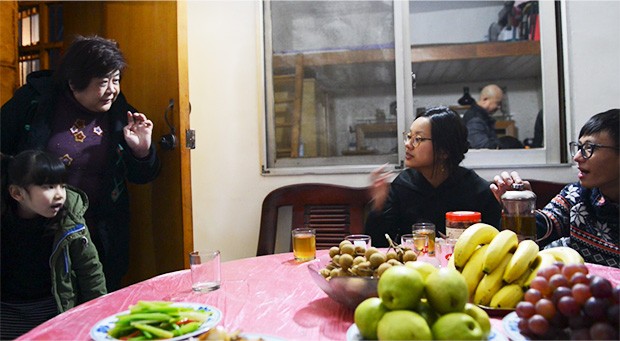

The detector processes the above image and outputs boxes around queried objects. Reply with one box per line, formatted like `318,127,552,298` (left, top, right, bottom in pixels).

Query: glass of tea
412,234,429,256
412,222,436,256
292,228,316,262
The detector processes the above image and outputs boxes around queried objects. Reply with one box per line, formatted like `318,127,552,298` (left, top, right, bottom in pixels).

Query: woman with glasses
490,109,619,268
365,106,502,247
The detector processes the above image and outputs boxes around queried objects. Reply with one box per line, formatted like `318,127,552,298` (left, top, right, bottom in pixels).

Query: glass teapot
500,183,537,241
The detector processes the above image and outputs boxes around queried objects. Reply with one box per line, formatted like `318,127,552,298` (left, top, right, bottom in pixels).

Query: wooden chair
525,179,567,209
257,183,372,256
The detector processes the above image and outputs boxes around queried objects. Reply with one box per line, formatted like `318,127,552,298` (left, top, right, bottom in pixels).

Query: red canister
445,211,482,239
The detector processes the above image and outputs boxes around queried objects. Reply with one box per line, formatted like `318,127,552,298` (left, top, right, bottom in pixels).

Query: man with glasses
490,109,619,268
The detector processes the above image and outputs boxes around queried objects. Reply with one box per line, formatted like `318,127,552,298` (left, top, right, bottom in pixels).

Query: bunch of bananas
450,223,584,309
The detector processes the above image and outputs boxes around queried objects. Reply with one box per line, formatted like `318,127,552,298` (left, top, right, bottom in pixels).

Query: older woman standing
365,106,502,247
491,109,619,268
1,36,161,290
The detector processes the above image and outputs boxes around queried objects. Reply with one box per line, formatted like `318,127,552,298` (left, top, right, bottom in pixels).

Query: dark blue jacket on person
1,70,161,291
462,103,501,149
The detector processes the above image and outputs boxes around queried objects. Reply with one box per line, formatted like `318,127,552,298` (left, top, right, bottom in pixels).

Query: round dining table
17,250,620,340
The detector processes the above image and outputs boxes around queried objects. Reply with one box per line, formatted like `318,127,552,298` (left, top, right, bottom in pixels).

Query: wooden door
63,1,193,285
0,1,18,105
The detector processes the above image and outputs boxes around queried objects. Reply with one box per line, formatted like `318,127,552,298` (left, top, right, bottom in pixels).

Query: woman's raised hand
370,164,393,211
490,171,532,202
123,111,153,158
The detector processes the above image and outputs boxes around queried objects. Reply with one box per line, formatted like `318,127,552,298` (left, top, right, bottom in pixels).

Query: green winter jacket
50,186,107,312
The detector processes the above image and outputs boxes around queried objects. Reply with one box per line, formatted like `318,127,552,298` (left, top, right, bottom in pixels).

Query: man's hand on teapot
490,171,532,202
123,111,153,158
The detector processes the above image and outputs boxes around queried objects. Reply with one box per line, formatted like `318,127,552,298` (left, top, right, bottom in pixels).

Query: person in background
462,84,504,149
532,109,544,148
1,35,161,291
365,106,502,247
490,109,619,268
1,150,107,340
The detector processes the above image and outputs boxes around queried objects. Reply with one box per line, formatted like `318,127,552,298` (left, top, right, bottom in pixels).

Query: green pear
377,310,432,340
405,261,438,281
377,265,424,310
424,267,468,314
354,297,389,340
415,299,439,326
463,303,491,337
431,312,484,340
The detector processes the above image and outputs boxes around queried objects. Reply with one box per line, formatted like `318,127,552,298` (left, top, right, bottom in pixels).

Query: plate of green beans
90,301,222,340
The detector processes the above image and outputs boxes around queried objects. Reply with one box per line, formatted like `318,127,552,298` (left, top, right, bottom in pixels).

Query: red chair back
257,183,372,256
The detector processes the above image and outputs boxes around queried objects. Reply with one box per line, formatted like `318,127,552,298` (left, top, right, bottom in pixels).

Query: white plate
346,322,508,341
90,302,222,341
239,333,287,341
502,311,528,341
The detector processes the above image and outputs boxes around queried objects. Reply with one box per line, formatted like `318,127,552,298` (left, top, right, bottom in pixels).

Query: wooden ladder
273,54,304,158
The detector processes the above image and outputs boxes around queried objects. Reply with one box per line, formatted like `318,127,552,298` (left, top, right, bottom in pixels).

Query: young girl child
1,150,106,339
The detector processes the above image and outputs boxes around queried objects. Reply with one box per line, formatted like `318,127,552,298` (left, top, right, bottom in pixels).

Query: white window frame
259,0,567,176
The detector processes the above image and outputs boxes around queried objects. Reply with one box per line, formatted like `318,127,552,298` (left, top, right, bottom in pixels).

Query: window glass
263,1,399,171
262,1,564,174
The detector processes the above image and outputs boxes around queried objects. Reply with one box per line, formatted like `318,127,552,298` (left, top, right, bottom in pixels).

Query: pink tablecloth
19,250,352,340
18,250,620,341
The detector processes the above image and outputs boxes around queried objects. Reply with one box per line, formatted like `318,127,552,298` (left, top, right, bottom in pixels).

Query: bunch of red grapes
515,262,619,340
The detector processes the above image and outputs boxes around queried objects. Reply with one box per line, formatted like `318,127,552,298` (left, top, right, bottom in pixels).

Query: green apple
424,267,468,314
354,297,389,340
405,261,438,281
377,310,432,340
431,312,484,340
377,265,424,310
463,303,491,337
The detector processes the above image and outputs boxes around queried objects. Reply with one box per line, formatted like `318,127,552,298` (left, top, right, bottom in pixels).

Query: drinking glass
413,222,436,256
292,228,316,261
189,250,221,292
400,234,414,249
436,238,458,267
411,234,429,256
345,234,372,248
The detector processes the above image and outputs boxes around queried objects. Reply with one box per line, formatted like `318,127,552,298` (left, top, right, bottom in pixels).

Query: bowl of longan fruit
307,238,418,309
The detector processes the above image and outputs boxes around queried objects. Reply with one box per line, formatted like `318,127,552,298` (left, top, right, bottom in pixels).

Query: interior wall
409,1,502,44
187,0,620,262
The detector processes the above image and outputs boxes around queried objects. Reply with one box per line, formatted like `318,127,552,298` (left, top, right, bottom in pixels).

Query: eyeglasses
569,141,619,159
403,132,432,147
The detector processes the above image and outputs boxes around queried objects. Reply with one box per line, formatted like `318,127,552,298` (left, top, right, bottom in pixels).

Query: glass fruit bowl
476,304,515,317
307,255,378,310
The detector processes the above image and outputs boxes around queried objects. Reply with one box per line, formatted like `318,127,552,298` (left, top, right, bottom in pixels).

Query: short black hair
420,106,469,174
579,109,619,148
53,35,126,92
1,150,67,220
6,150,67,188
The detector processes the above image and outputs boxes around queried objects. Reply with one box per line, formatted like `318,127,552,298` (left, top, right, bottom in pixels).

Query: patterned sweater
536,182,619,268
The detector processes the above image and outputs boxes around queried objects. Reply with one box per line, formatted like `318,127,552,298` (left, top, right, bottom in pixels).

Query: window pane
409,1,543,150
264,1,398,170
19,54,40,86
48,3,64,43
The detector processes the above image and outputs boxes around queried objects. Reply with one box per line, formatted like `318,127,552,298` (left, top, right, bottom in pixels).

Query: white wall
187,0,620,262
409,1,503,44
